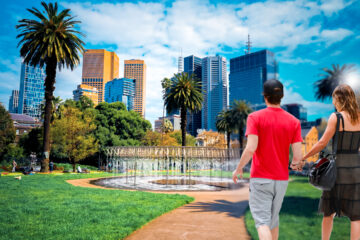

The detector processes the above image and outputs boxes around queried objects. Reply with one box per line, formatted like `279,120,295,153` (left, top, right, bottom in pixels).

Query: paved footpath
67,178,251,240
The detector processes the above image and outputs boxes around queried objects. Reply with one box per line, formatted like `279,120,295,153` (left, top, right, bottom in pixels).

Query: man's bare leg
271,226,279,240
257,225,272,240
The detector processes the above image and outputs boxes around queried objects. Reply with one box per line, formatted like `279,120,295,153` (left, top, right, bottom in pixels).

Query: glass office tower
202,56,228,131
184,55,203,136
18,63,45,119
105,78,136,111
8,90,19,113
229,50,278,105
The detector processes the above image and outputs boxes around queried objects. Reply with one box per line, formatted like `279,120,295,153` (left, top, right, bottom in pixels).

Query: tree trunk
180,107,187,173
41,57,57,172
72,158,76,173
226,131,231,149
180,107,187,146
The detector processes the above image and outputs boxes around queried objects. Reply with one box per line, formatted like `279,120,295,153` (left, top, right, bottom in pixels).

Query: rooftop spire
245,34,252,54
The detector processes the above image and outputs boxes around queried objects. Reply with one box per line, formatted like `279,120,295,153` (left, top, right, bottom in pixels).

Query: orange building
81,49,119,103
302,126,319,162
73,84,99,105
124,60,146,117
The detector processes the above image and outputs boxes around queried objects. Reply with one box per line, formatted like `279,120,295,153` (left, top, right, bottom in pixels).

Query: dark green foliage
19,127,43,158
0,105,16,161
0,174,193,240
94,102,152,148
245,177,350,240
314,64,354,101
1,144,26,166
76,95,95,111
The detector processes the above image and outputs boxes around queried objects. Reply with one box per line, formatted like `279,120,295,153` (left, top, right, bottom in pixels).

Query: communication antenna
178,48,184,73
245,34,252,54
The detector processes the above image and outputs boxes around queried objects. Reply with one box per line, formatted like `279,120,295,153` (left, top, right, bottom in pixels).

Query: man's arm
290,142,303,171
232,134,258,183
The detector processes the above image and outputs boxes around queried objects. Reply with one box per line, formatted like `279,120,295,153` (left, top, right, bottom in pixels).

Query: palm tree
216,110,233,149
16,2,84,172
161,119,173,134
164,72,203,146
314,64,354,101
229,100,252,151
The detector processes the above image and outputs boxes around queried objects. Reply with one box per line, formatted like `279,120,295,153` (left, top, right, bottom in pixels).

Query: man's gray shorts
249,178,288,229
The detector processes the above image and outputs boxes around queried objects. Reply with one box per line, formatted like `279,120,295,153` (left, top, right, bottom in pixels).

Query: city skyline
1,0,359,126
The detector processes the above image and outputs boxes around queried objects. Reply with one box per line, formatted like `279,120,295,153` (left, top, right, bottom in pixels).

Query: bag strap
332,112,344,155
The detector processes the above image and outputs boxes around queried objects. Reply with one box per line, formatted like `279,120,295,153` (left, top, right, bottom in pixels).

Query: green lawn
0,173,193,240
245,176,350,240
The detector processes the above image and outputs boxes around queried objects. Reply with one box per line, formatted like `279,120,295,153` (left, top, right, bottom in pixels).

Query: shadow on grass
281,196,320,217
184,200,249,218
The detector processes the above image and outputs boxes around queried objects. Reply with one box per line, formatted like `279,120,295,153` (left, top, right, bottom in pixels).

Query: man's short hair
263,80,284,105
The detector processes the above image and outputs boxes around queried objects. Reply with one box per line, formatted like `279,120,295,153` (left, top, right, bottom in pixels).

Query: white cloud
320,28,353,46
57,0,353,125
320,0,354,16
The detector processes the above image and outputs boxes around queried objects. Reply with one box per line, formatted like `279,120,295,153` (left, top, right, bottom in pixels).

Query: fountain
93,146,248,191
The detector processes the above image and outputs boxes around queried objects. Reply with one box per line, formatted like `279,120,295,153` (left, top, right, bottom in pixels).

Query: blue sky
0,0,359,126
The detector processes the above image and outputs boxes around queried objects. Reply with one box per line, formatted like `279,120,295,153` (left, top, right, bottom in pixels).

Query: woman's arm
303,113,337,160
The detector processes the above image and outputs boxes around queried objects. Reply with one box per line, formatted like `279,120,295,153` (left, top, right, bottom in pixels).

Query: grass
54,163,99,171
0,173,193,240
245,176,350,240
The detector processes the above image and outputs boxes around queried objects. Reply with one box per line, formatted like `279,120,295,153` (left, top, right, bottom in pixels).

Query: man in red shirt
232,80,303,240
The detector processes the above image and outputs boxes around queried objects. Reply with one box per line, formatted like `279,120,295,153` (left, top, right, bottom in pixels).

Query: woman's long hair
332,84,360,125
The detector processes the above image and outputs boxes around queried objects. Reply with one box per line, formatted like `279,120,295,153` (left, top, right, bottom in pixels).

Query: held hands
290,157,306,171
232,168,243,183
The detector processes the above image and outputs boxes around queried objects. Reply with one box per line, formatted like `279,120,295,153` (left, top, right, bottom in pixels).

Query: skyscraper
105,78,136,111
73,84,99,105
18,63,45,119
124,60,146,117
229,49,278,105
184,55,202,136
8,90,19,114
202,56,228,131
178,56,184,73
81,49,119,103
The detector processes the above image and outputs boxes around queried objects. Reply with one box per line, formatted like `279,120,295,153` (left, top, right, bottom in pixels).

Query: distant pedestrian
108,161,112,171
12,160,17,172
49,161,54,172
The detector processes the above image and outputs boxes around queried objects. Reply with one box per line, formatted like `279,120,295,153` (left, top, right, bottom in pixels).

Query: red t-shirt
245,107,302,180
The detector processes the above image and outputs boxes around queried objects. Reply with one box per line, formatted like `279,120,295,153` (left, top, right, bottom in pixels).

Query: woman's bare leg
350,220,360,240
322,214,335,240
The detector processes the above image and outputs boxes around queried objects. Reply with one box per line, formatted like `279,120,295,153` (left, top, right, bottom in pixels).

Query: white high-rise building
201,56,228,131
178,56,184,73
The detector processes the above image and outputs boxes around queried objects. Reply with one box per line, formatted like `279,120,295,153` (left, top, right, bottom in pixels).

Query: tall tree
16,2,85,172
229,100,252,151
94,102,151,148
0,104,16,161
216,110,234,149
314,64,354,101
164,72,203,146
51,106,98,172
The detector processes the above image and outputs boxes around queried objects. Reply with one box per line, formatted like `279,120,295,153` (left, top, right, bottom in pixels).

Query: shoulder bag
309,112,344,191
